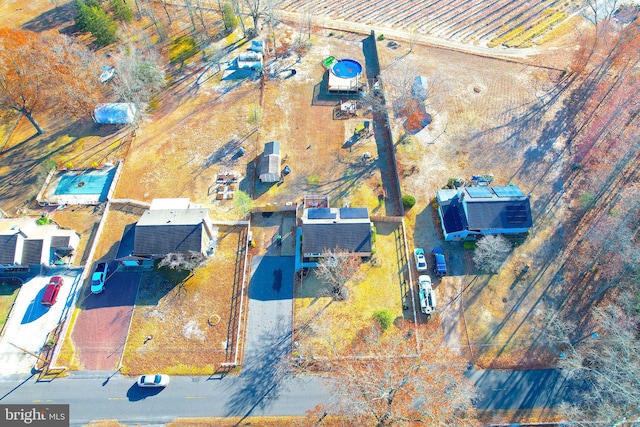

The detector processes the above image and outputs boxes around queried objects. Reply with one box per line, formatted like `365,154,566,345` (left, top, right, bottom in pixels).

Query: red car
41,276,64,306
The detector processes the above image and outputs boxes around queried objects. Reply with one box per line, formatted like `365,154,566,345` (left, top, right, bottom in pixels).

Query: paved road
0,372,330,426
468,369,587,410
0,369,586,425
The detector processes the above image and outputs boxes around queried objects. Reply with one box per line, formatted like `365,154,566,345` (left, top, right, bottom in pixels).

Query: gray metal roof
22,240,43,265
264,141,280,156
0,234,18,264
259,154,281,182
51,235,71,248
302,223,372,255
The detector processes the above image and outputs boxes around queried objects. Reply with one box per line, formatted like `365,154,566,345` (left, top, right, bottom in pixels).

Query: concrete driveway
0,268,82,375
71,263,140,371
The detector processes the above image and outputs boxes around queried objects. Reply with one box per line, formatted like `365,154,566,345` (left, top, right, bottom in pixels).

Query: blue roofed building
436,185,533,242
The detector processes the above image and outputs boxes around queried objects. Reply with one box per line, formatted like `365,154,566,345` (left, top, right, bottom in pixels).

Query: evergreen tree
111,0,134,23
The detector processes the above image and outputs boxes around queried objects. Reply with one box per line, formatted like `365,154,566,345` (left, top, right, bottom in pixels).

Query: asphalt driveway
71,264,140,371
244,255,295,365
226,255,295,416
0,268,82,375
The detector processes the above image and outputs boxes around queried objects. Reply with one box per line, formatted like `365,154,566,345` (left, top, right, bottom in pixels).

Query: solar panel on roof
339,208,369,219
505,205,529,224
308,208,336,219
466,187,493,198
493,186,525,198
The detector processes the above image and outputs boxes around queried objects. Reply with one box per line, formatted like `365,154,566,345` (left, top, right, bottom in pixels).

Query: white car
414,248,428,272
137,374,170,388
418,275,437,315
91,261,108,294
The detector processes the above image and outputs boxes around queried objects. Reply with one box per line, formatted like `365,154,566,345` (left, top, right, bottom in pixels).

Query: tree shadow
21,3,76,33
224,315,294,419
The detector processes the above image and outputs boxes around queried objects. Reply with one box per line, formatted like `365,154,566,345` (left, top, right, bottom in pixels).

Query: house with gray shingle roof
436,185,533,242
0,217,80,267
133,199,215,258
300,207,373,261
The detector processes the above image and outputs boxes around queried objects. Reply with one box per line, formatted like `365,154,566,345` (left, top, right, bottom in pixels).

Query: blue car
432,247,447,276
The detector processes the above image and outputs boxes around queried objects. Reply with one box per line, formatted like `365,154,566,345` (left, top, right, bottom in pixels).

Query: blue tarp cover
94,103,136,125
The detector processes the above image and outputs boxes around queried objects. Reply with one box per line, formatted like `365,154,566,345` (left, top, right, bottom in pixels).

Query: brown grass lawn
0,280,20,332
121,225,245,375
0,0,585,374
294,222,408,357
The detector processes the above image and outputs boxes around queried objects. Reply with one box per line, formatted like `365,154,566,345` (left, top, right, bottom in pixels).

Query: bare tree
157,251,205,271
156,0,173,24
0,29,102,134
550,302,640,426
315,249,363,301
312,323,480,426
583,0,623,26
111,44,165,114
472,235,512,273
408,25,419,53
242,0,275,34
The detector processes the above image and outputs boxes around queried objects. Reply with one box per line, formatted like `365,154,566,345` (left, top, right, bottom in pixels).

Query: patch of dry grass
0,281,20,331
122,225,245,375
294,222,407,357
55,307,82,371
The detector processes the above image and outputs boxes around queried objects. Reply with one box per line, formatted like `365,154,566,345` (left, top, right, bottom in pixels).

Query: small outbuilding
259,141,281,183
237,52,263,70
94,103,137,125
412,76,430,100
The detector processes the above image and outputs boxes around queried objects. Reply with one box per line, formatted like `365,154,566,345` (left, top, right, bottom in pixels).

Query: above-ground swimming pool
331,59,363,79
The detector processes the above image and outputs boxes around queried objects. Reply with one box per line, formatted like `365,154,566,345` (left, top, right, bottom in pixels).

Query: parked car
137,374,170,388
41,276,64,306
91,261,108,294
418,275,436,315
414,248,428,272
432,247,447,276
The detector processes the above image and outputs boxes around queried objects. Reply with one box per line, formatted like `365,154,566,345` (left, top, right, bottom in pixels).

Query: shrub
579,193,596,211
402,195,416,209
306,174,321,187
41,159,57,172
169,37,198,65
372,308,394,330
463,241,477,250
37,216,51,226
377,34,385,41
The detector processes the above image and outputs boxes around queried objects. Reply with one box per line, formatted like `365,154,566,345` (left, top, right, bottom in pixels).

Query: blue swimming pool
331,59,362,79
54,167,116,197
